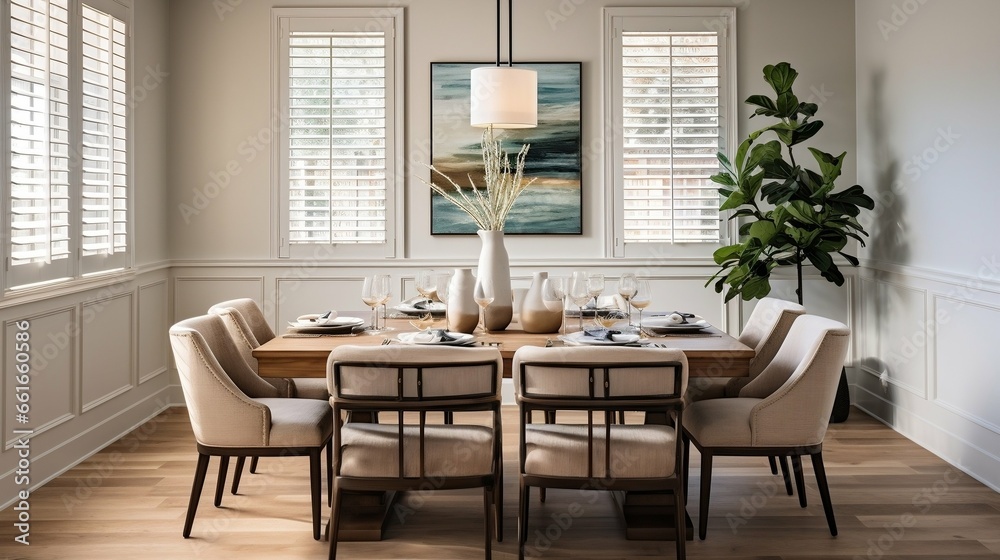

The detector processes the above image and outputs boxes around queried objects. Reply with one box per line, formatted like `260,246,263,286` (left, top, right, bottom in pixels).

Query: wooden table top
253,316,754,379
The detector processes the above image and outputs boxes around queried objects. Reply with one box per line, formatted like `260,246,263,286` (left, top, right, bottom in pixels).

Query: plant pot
476,229,513,331
520,272,562,333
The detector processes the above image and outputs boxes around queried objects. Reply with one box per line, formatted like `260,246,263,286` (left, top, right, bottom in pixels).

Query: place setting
284,311,366,337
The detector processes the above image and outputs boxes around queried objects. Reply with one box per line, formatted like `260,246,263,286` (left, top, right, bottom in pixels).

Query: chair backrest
739,297,807,380
748,314,850,447
513,346,688,405
207,298,275,345
210,306,293,397
327,345,503,408
169,314,273,447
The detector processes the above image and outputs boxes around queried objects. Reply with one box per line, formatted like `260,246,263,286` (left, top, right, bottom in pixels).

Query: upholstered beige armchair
326,345,504,560
513,346,689,560
169,314,332,540
682,315,850,540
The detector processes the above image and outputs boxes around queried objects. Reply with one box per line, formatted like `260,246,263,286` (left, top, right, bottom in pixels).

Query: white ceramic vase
447,268,480,333
476,229,513,331
520,271,563,333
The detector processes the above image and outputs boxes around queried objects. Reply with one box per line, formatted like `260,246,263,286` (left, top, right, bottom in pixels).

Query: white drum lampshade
470,66,537,129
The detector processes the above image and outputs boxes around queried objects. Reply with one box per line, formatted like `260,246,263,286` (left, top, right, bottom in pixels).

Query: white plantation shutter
5,0,130,290
276,10,402,259
607,11,735,257
8,0,73,286
80,2,128,272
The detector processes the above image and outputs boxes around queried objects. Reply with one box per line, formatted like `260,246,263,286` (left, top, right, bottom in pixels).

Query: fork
381,338,392,346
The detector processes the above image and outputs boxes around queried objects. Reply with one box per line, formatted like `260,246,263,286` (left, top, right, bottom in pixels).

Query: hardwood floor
2,406,999,559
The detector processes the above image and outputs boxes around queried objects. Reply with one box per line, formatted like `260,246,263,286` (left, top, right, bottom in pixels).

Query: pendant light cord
508,0,514,67
495,0,501,67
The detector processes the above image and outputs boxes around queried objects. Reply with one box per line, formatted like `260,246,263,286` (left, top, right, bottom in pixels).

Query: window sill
1,268,139,310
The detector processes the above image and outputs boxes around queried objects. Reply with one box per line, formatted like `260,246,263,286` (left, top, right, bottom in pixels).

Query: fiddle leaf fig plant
707,62,875,304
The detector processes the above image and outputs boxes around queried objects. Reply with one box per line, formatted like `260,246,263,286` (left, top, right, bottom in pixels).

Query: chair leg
327,439,334,507
214,456,229,507
518,480,530,560
791,455,807,508
310,448,322,541
249,456,259,474
444,411,454,424
682,433,691,505
231,456,245,495
483,486,493,560
811,451,838,536
183,453,211,538
538,488,546,503
674,482,687,560
329,482,343,560
778,456,794,496
768,455,778,475
495,454,504,542
698,451,712,540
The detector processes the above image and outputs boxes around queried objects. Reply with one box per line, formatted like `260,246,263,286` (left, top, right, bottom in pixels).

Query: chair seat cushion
339,423,494,478
291,377,329,400
255,398,332,447
685,377,729,404
682,397,761,447
524,424,676,479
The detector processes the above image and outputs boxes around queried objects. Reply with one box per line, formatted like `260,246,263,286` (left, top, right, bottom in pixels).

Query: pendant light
470,0,537,129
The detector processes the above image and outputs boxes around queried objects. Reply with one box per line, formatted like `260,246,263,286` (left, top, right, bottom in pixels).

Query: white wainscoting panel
934,296,1000,434
868,281,928,398
82,293,135,412
138,280,169,383
3,308,76,448
173,276,264,322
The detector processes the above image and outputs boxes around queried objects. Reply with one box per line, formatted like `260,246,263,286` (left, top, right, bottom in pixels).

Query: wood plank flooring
2,406,998,559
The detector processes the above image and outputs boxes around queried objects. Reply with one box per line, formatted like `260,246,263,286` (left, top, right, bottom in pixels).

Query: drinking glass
375,274,395,332
361,276,381,332
586,273,605,308
416,269,437,300
631,279,652,337
568,272,592,332
435,271,453,329
541,277,566,334
595,308,626,329
474,276,495,334
618,273,638,326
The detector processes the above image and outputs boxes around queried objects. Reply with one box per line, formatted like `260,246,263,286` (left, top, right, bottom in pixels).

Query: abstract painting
430,62,582,235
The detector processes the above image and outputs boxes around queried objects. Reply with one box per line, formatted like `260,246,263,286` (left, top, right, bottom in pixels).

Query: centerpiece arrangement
423,126,535,331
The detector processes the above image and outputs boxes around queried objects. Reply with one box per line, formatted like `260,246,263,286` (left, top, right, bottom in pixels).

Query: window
274,8,404,259
6,0,131,290
604,8,736,258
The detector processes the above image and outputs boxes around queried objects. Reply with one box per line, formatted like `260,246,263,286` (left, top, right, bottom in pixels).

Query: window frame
271,7,404,260
3,0,134,292
603,7,737,259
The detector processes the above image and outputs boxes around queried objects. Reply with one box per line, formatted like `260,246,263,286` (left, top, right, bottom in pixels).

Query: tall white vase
476,229,513,331
447,268,480,333
520,271,563,333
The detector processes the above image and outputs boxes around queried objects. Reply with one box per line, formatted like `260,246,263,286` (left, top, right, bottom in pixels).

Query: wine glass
618,273,638,326
374,274,394,332
568,272,592,332
474,276,495,334
361,276,381,332
595,308,626,329
541,277,566,334
435,271,453,329
416,269,437,301
631,280,652,337
586,273,605,308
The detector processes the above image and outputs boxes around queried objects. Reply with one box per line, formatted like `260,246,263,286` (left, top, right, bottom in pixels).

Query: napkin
397,329,460,343
295,311,338,325
582,327,617,340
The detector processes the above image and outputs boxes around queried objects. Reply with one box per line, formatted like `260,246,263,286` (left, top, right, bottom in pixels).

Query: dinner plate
393,301,446,316
396,332,476,346
558,332,653,346
287,316,364,333
642,316,711,333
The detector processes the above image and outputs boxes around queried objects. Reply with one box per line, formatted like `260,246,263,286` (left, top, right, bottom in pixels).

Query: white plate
396,331,475,346
394,302,446,315
287,317,364,333
558,332,653,346
642,315,711,333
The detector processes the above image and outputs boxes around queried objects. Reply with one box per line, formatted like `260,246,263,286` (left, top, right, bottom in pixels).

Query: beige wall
854,0,1000,491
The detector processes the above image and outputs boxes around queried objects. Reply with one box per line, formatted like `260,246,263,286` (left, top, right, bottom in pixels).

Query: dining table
253,313,755,542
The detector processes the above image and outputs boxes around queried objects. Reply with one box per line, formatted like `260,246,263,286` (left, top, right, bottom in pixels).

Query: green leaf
746,141,781,172
776,92,800,118
720,191,747,211
798,102,818,118
838,252,860,267
711,172,737,187
809,148,845,183
829,185,875,210
718,151,734,174
789,120,824,146
745,95,778,118
762,158,796,180
771,205,790,228
734,138,752,175
786,200,820,224
764,62,798,95
741,276,772,300
749,220,777,245
806,249,834,273
713,244,743,264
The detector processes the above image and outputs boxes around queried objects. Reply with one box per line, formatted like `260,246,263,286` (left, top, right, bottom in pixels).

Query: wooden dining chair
169,314,332,540
513,346,689,560
682,315,850,540
327,345,504,560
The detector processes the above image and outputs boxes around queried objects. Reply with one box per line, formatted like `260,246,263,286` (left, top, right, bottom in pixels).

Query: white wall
0,0,173,508
854,0,1000,491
